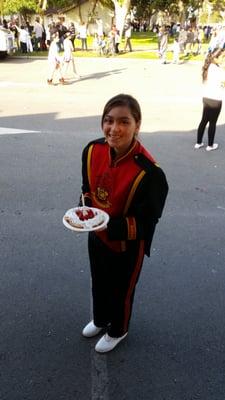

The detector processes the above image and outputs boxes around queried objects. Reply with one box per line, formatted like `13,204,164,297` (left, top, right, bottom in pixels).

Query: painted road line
0,81,45,88
0,127,38,134
91,348,109,400
89,280,109,400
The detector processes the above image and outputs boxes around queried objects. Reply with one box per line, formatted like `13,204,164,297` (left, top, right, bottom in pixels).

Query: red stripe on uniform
123,240,145,332
126,216,137,240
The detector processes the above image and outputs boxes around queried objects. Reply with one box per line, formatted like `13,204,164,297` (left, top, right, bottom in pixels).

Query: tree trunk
87,0,99,29
41,0,47,11
178,0,185,24
89,0,99,17
78,0,83,23
112,0,131,39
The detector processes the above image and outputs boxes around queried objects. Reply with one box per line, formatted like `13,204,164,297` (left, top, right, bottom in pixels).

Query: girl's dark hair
202,48,224,82
101,94,142,127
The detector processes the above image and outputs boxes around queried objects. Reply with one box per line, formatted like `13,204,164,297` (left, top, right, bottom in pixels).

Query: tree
2,0,39,17
112,0,131,34
130,0,181,24
46,0,75,8
208,0,225,12
131,0,221,26
38,0,47,10
1,0,78,20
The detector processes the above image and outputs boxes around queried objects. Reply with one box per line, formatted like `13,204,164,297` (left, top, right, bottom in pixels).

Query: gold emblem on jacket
96,187,108,201
92,187,111,208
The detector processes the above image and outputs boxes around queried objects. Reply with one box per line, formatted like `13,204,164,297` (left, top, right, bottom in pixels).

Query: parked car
0,26,14,58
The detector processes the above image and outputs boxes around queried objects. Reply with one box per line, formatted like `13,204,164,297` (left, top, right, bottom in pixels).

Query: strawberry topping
75,208,95,221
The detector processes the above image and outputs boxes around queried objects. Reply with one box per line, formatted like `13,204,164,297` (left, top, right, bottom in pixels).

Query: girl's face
102,106,140,157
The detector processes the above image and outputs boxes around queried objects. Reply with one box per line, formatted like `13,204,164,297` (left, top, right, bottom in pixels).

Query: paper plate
63,207,109,232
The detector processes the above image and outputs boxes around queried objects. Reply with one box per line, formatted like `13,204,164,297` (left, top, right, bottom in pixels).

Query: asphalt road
0,56,225,400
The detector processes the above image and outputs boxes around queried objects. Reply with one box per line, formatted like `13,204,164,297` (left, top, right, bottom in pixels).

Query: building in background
43,1,114,36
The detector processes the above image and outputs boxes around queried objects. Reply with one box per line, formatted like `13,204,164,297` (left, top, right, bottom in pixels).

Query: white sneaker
95,332,127,353
82,321,103,338
194,143,204,149
206,143,218,151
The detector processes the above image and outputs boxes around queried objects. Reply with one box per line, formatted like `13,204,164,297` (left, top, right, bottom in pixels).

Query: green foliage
181,0,204,9
208,0,225,11
3,0,225,25
99,0,114,10
47,0,76,8
198,11,208,24
210,10,223,21
3,0,39,15
131,0,181,19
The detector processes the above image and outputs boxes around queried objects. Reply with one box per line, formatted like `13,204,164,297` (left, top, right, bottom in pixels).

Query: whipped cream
66,207,105,229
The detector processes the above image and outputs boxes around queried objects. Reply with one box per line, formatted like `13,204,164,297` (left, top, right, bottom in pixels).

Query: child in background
115,30,120,54
62,32,80,79
92,33,99,52
47,33,64,85
98,35,106,56
173,37,180,64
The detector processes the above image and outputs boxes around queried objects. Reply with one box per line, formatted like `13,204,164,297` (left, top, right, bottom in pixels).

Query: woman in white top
62,32,79,78
79,22,87,50
195,48,225,151
15,25,29,53
47,33,64,85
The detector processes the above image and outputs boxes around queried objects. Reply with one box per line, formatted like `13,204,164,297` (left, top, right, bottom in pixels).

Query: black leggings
197,97,222,146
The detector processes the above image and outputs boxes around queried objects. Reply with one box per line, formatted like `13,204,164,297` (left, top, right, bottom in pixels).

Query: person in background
172,36,180,64
33,17,44,51
62,32,80,79
79,22,88,50
185,27,194,56
158,26,168,64
26,20,33,36
15,25,29,53
2,19,8,28
105,30,115,56
124,21,132,52
115,29,120,54
68,22,76,51
98,35,106,56
92,33,99,52
56,18,68,51
192,27,201,55
45,24,51,48
195,48,225,151
178,26,187,55
79,93,168,353
47,33,65,85
9,21,19,51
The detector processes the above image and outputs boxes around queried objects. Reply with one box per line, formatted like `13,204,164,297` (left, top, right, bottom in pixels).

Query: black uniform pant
20,41,27,53
197,97,222,146
88,232,145,338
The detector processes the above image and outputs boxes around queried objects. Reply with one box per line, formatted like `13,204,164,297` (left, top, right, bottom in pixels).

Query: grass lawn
12,31,209,61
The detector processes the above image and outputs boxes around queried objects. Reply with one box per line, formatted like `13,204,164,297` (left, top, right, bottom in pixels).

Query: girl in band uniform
80,94,168,353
